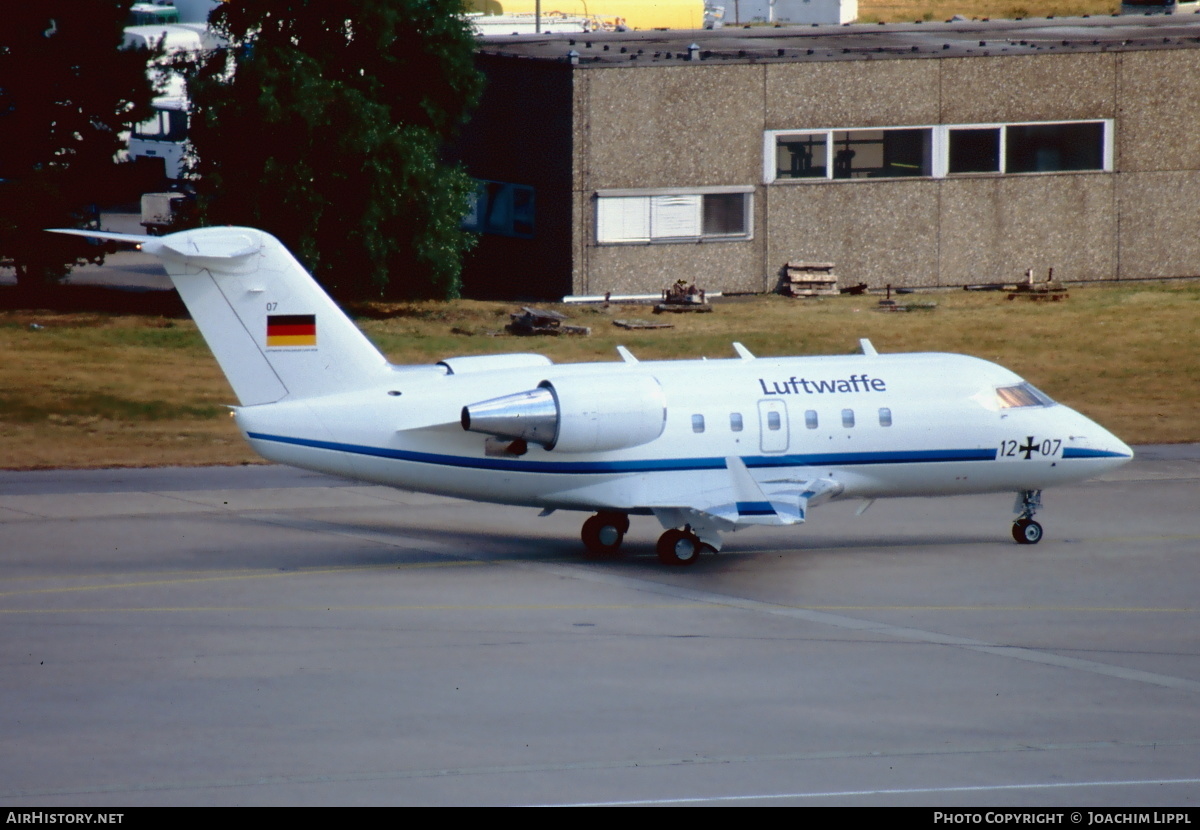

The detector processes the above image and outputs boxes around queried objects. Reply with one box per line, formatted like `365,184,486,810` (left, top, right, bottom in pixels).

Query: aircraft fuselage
234,351,1130,513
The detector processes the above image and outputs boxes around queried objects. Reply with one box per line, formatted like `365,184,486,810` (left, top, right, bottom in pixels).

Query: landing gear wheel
656,528,701,566
581,513,626,557
1012,518,1043,545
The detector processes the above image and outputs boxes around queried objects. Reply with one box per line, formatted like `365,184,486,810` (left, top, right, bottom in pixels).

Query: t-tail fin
49,227,390,405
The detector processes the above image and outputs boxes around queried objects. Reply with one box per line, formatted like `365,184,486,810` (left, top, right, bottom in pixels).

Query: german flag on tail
266,314,317,347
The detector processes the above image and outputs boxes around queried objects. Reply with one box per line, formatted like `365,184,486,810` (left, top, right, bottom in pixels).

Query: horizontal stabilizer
49,228,261,266
48,228,156,246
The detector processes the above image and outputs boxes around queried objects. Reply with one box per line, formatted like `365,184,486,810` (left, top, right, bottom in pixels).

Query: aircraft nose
1066,415,1134,472
1109,432,1135,462
1096,419,1134,463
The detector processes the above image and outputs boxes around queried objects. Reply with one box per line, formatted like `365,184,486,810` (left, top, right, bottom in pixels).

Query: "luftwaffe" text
758,375,887,395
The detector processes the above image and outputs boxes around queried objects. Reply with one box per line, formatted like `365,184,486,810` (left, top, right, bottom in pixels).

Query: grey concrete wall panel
571,72,591,195
940,53,1116,125
939,174,1116,285
1118,50,1200,173
580,64,765,190
765,180,938,289
582,239,763,296
570,180,587,296
1118,171,1200,279
766,60,940,129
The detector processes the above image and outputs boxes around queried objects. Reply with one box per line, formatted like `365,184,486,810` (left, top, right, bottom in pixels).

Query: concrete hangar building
458,14,1200,300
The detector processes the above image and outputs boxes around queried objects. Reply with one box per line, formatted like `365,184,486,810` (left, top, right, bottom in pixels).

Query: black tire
582,514,624,557
597,511,630,534
1012,519,1043,545
656,528,700,566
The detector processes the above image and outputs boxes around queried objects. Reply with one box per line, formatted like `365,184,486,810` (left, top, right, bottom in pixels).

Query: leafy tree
0,4,158,287
181,1,484,300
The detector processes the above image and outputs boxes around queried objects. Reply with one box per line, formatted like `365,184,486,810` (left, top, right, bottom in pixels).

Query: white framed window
595,186,753,244
773,127,933,181
764,120,1113,183
945,122,1110,175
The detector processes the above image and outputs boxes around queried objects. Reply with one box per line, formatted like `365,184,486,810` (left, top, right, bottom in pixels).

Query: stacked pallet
781,261,839,297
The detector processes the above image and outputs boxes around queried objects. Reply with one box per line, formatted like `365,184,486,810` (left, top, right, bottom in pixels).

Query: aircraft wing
651,457,843,533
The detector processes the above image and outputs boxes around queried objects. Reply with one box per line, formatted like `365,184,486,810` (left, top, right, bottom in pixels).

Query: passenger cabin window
805,409,818,429
995,383,1055,409
692,414,706,433
879,407,893,427
842,409,855,428
767,411,781,431
730,413,744,432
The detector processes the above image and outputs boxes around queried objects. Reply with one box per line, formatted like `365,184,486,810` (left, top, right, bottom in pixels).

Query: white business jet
51,226,1133,564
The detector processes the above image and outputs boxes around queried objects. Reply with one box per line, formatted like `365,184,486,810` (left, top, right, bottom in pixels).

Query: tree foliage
181,1,484,300
0,4,157,286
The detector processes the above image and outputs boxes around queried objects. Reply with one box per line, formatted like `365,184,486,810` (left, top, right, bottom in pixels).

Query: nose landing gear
1012,489,1044,545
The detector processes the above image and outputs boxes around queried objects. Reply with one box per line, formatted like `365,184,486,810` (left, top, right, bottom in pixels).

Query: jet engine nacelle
461,374,667,453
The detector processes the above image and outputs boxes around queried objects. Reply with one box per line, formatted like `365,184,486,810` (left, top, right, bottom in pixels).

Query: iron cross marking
1018,436,1039,459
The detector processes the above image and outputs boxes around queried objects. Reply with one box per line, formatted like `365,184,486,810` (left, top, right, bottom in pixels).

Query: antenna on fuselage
732,342,755,360
859,338,878,357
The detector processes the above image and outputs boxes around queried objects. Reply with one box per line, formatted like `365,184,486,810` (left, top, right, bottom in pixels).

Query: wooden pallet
781,261,839,297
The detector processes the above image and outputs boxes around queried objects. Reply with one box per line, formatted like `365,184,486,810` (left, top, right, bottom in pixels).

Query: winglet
859,338,878,357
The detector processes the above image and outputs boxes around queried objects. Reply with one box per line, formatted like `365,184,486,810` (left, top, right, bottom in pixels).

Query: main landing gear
656,527,709,566
656,528,699,566
581,512,629,557
1012,489,1044,545
579,514,712,565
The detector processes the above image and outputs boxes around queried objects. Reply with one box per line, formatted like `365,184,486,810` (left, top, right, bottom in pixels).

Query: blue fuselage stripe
1061,447,1131,459
246,432,998,474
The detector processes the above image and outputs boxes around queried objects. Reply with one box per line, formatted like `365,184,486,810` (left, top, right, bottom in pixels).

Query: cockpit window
995,383,1055,409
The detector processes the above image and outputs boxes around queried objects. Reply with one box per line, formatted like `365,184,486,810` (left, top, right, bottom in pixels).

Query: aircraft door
758,400,789,453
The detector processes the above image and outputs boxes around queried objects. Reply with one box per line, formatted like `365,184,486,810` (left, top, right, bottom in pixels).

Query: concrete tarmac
1,449,1198,806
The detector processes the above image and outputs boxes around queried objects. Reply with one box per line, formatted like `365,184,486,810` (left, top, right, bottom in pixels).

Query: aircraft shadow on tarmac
248,511,1009,573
